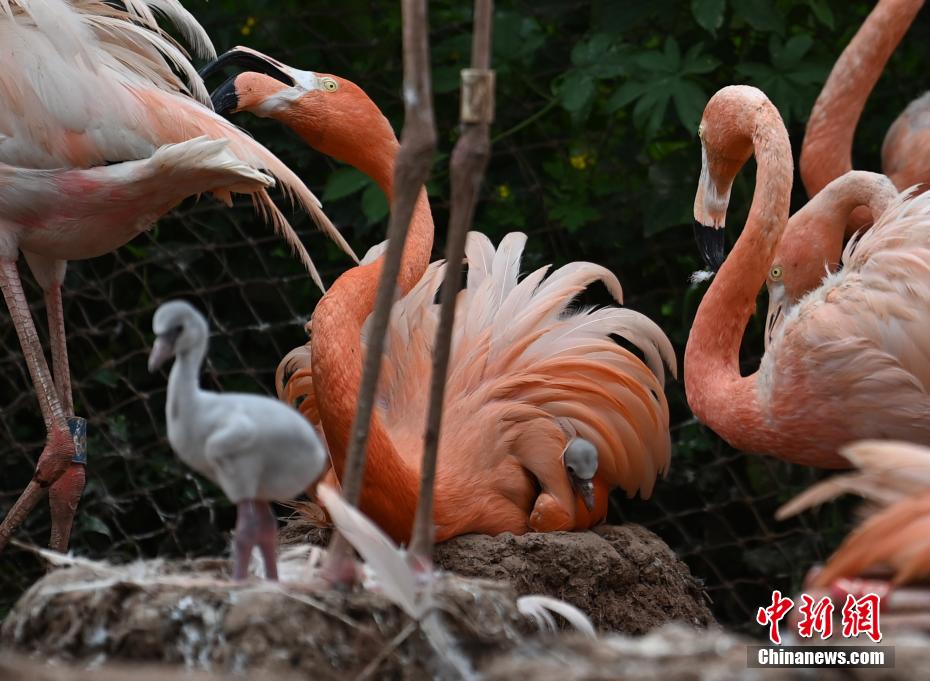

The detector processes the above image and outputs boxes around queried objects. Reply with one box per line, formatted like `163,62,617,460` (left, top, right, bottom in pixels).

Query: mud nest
281,522,714,633
2,524,713,678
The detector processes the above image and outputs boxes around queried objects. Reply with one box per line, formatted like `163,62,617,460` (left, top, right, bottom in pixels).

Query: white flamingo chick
148,300,326,580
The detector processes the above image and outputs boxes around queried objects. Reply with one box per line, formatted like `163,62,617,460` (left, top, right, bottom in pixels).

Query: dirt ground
1,523,713,678
280,521,714,633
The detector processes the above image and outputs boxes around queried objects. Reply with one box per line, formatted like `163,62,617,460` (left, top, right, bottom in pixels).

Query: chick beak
148,327,181,372
575,478,595,513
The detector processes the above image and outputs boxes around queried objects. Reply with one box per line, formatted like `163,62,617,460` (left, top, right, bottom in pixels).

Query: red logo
757,590,882,643
756,590,794,644
841,593,882,643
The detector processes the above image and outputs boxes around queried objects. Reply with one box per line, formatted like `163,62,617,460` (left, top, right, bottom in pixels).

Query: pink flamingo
0,0,354,553
767,0,927,339
203,48,676,542
779,440,930,629
763,171,898,347
688,85,930,469
801,0,928,226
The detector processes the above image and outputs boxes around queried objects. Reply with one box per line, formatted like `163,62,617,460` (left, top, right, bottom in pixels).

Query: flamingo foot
0,425,76,553
529,492,574,533
234,499,279,581
48,417,87,553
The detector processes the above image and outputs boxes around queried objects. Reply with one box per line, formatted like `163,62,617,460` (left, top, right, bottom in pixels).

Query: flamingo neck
800,0,923,198
168,341,205,422
311,145,435,543
685,117,792,452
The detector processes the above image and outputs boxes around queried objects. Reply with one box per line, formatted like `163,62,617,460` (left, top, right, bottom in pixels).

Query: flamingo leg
0,257,75,552
43,281,87,552
234,500,279,581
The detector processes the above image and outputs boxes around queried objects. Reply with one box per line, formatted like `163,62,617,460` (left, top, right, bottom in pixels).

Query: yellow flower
497,184,511,200
569,153,589,170
241,16,257,35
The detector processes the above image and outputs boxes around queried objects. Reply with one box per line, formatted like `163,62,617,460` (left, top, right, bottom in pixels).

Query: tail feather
317,484,426,619
778,440,930,520
516,595,596,638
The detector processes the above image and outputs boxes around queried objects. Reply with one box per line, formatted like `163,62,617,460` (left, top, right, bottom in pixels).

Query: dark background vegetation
1,0,928,631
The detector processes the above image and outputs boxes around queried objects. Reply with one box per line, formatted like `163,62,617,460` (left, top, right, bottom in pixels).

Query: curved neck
685,112,793,450
800,0,924,197
311,142,435,543
168,342,205,418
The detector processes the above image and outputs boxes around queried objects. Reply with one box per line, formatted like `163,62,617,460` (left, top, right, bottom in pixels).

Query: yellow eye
321,77,338,92
770,265,783,280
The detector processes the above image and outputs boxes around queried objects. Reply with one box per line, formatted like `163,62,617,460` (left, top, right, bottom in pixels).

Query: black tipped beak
693,221,726,272
199,47,296,87
211,75,240,116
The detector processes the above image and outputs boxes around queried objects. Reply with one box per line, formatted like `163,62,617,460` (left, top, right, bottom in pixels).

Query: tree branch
324,0,437,574
409,0,495,562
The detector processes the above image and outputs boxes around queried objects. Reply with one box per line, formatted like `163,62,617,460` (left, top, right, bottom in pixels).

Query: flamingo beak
765,288,786,351
148,327,182,372
693,221,726,272
199,47,296,116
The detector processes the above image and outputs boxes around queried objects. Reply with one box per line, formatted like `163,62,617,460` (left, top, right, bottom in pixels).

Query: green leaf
558,73,596,112
432,65,461,94
681,43,721,75
323,167,370,202
691,0,726,35
361,183,389,225
606,80,651,112
82,514,112,539
808,0,834,29
731,0,785,34
671,79,707,133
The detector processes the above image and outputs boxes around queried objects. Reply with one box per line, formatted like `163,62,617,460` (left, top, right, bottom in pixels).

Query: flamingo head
693,85,764,271
148,300,209,372
562,438,598,512
201,47,398,176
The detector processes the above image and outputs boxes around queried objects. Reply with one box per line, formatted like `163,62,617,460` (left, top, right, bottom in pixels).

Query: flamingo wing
0,0,355,286
374,231,676,502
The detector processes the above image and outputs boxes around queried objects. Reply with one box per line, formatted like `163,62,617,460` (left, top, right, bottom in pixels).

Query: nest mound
1,555,530,679
2,524,713,678
281,522,714,633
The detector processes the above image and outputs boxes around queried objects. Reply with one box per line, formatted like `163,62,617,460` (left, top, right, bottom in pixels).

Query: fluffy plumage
282,231,675,538
0,0,356,284
779,440,930,587
759,189,930,464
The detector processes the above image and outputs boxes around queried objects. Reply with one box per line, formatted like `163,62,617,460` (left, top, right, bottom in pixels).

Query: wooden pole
323,0,436,578
408,0,495,563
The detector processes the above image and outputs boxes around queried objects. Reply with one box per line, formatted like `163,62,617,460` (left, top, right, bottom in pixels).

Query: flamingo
765,0,927,339
763,171,898,346
778,441,930,629
687,85,930,469
148,300,327,581
0,0,355,554
202,47,676,543
801,0,928,228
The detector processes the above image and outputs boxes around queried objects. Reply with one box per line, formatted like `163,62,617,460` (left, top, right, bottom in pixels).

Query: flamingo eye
770,265,783,280
321,77,338,92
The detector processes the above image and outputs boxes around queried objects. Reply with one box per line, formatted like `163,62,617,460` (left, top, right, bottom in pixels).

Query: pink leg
234,500,279,581
45,284,74,416
0,258,74,552
44,284,86,552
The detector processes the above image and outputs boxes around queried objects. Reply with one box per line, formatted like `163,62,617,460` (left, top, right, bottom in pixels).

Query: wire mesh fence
0,193,852,631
